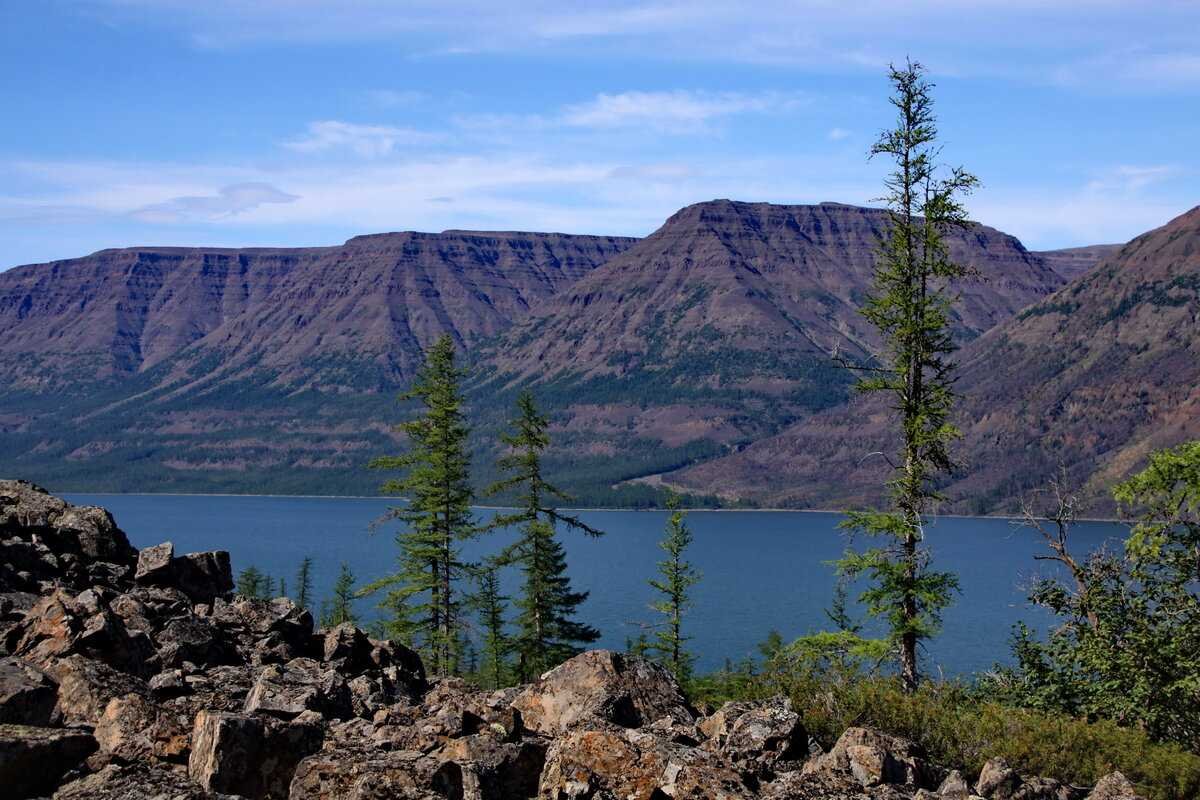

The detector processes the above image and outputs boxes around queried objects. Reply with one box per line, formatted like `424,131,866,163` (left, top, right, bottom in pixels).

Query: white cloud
561,90,802,132
827,127,851,141
283,121,440,158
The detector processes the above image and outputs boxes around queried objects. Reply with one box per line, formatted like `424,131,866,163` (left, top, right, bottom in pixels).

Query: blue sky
2,1,1198,269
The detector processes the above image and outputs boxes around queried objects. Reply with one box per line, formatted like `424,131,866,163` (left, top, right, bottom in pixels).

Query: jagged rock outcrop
0,484,1153,799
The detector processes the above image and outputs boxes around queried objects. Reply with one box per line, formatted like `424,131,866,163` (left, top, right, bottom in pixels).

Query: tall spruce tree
363,334,477,675
487,390,602,681
236,565,269,599
649,495,700,684
294,556,315,612
837,60,976,692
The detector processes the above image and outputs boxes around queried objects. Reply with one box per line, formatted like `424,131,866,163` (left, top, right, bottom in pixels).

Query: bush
690,651,1200,800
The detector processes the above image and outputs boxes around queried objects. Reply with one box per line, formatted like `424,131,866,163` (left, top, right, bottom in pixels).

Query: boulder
135,541,175,585
94,692,191,764
699,697,806,779
976,758,1023,799
538,727,751,800
189,709,324,799
52,761,239,799
158,615,234,668
1087,772,1145,800
288,745,446,799
0,656,59,725
511,650,694,735
435,735,547,800
0,723,98,798
244,658,352,720
322,623,374,672
173,551,234,604
49,654,149,725
801,727,936,789
939,769,972,800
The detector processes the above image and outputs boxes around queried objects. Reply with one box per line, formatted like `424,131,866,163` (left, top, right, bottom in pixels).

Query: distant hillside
1033,244,1123,281
469,200,1066,502
665,206,1200,514
1,200,1179,512
0,231,634,494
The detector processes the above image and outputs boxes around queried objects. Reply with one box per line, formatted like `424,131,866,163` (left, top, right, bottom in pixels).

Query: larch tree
363,334,478,676
294,556,315,612
486,390,602,682
649,494,701,685
837,60,977,692
470,560,512,690
321,562,358,628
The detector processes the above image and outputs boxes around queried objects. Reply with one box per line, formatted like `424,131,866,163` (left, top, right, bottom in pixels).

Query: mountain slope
666,206,1200,513
0,231,636,391
470,200,1067,501
0,231,634,494
1033,244,1123,281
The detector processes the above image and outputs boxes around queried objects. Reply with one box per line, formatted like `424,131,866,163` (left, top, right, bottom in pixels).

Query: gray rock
189,709,323,800
0,656,58,725
0,723,98,798
135,541,174,584
173,551,234,604
1087,772,1145,800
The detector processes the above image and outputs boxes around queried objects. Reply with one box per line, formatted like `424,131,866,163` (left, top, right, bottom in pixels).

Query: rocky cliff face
0,483,1144,799
0,231,635,389
667,206,1200,513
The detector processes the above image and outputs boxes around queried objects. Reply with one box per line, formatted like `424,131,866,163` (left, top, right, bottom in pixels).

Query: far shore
58,490,1125,524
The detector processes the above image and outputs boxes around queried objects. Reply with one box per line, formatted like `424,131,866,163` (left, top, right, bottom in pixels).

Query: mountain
0,231,634,494
1,199,1163,509
665,206,1200,513
470,200,1067,502
0,231,636,390
1033,244,1123,281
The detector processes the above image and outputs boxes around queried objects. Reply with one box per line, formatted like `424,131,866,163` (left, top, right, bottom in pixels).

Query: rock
801,726,936,789
977,758,1023,799
5,588,157,676
511,650,694,735
135,541,175,584
699,697,806,779
189,709,323,799
939,769,972,799
538,727,751,799
49,654,149,725
288,745,445,799
1087,772,1145,800
0,656,59,725
53,761,239,799
95,692,190,764
0,723,98,798
244,658,352,720
211,596,314,662
322,623,373,672
158,615,234,668
173,551,234,604
435,735,546,800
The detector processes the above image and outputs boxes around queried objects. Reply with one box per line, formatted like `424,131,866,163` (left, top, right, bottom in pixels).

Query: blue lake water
64,494,1126,678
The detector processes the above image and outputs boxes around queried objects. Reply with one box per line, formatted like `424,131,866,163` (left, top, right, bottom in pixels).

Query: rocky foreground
0,480,1143,799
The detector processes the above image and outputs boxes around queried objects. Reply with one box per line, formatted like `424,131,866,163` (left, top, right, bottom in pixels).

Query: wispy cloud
283,121,440,158
827,127,851,141
561,90,803,132
132,182,299,223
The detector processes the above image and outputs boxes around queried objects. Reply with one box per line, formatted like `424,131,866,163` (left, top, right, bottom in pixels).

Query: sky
1,1,1198,269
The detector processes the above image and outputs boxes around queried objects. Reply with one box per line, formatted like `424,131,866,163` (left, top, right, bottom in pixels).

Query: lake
64,494,1126,678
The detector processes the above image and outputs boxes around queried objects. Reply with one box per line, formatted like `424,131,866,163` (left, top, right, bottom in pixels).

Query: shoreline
59,490,1126,524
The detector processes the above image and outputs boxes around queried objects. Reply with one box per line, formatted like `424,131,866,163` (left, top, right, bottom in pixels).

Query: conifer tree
470,561,511,689
363,334,477,675
649,495,700,684
321,562,358,628
837,60,976,692
487,390,602,681
294,556,314,611
236,565,269,599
